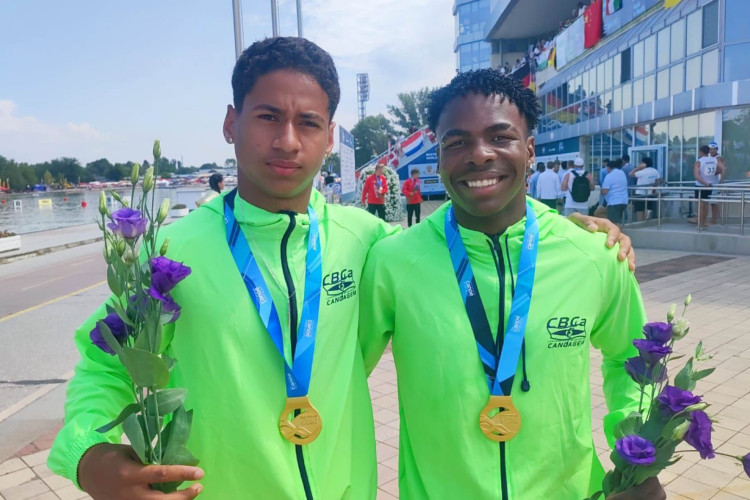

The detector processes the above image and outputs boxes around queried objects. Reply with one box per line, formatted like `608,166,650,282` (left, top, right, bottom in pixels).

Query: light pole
232,0,244,60
296,0,303,37
271,0,280,36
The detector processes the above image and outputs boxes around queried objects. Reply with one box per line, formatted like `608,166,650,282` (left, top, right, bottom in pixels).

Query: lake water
0,188,210,234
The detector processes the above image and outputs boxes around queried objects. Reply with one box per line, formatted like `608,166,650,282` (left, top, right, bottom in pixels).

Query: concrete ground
1,201,749,499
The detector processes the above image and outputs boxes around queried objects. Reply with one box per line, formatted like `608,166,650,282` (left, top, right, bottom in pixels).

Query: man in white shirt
707,141,725,225
561,157,594,216
629,157,661,221
536,162,561,210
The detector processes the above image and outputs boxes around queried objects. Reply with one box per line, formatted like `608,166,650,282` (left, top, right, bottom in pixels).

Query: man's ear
327,121,335,155
223,105,237,143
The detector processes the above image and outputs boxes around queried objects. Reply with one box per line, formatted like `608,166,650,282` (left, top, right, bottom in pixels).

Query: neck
237,176,311,214
453,196,526,236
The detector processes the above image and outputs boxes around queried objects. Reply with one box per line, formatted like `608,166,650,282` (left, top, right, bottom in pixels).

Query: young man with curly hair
359,69,664,500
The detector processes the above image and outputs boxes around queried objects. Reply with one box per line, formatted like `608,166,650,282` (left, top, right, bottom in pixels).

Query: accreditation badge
279,396,323,445
479,395,521,442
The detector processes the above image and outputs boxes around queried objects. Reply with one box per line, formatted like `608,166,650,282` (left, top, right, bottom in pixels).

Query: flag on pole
584,0,603,48
664,0,683,7
604,0,622,15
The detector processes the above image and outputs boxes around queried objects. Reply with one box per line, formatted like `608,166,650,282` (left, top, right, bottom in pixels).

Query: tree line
0,155,223,192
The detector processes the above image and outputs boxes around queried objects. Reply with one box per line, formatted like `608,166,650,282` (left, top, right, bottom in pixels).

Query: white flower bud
157,198,170,224
160,238,170,256
143,167,154,193
672,317,690,340
99,191,107,216
672,421,690,441
131,163,140,186
684,294,692,307
667,303,677,323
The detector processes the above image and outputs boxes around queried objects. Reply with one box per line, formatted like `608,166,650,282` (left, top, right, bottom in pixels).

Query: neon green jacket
49,190,398,499
359,199,646,500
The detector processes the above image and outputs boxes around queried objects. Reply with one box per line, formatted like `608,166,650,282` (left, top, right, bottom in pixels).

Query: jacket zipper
487,235,509,500
280,212,314,500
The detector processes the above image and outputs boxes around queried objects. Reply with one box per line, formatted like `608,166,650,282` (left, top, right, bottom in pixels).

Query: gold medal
279,396,323,445
479,395,521,442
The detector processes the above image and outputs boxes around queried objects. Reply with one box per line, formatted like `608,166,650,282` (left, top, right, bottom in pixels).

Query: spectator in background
528,162,543,199
402,168,423,227
601,159,628,225
694,145,724,230
621,154,636,187
599,159,610,185
536,162,561,210
504,62,512,74
630,157,661,221
561,157,594,216
209,173,225,194
362,164,388,220
708,141,725,225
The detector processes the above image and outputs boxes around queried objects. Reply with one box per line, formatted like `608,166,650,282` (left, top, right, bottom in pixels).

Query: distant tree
351,114,396,168
323,152,341,175
225,158,237,169
85,158,113,180
105,164,124,181
43,170,55,187
387,87,435,135
200,162,220,171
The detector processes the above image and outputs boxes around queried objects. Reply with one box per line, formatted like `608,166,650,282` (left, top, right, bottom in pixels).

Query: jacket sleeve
402,180,413,198
362,177,370,204
590,252,647,448
358,242,397,375
381,176,389,195
47,301,176,489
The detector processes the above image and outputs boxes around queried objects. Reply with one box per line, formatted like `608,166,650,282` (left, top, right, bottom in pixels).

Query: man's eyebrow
485,122,513,133
300,112,326,122
440,129,469,141
250,104,283,114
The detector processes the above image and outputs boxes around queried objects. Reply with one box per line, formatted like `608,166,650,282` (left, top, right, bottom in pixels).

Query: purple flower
615,435,657,466
684,411,715,459
148,257,191,302
107,208,147,239
643,322,673,344
633,339,672,364
657,386,702,414
90,312,128,355
161,295,182,324
742,453,750,478
625,356,668,385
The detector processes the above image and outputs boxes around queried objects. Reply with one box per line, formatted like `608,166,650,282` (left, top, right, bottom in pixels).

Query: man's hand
567,212,636,272
78,443,204,499
606,477,666,500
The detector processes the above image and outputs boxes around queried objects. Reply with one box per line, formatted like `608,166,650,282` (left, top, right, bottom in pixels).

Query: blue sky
0,0,455,167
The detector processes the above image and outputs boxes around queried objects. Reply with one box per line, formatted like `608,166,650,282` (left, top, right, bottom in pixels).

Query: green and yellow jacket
49,190,397,499
359,198,646,500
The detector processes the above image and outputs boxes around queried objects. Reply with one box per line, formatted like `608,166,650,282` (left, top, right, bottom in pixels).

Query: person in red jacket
362,164,388,220
402,168,423,226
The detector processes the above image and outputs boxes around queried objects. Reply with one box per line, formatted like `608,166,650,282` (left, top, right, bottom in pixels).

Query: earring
226,136,234,144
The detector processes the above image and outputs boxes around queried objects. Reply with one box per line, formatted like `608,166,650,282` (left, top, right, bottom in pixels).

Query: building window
633,41,644,78
605,58,613,91
725,0,750,44
644,74,655,103
686,10,702,56
655,30,667,69
645,34,657,73
702,49,719,86
622,82,632,109
633,79,644,106
597,63,605,93
614,53,622,86
686,56,701,90
670,63,684,95
657,68,670,99
621,48,631,83
722,108,750,180
613,86,622,111
702,0,719,48
683,115,699,182
671,19,685,63
725,43,750,82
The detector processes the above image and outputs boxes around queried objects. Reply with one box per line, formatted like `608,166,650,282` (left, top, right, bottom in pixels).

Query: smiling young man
48,37,397,500
358,70,664,499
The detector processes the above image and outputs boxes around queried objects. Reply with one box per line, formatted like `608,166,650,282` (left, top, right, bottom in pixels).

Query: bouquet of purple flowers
588,295,750,498
90,140,196,492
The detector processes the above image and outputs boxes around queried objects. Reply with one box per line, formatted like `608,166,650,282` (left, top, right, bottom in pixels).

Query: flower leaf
95,403,140,433
162,406,197,465
674,358,695,391
97,320,125,356
691,368,715,382
118,346,170,389
106,266,121,297
123,413,148,464
145,388,187,417
614,412,643,440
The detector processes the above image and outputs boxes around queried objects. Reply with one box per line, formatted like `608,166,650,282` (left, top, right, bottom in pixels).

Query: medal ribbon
444,201,539,396
224,189,323,397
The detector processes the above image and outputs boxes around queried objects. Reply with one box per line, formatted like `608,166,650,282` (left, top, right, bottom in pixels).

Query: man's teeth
466,178,500,188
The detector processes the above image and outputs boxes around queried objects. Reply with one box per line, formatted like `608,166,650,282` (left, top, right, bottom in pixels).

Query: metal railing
620,183,750,235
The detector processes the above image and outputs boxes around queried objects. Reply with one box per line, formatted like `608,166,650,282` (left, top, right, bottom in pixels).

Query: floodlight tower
356,73,370,121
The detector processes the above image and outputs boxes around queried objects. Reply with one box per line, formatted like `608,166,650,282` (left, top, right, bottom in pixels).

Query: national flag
664,0,683,7
523,71,536,92
400,132,423,157
511,60,530,82
548,45,556,69
604,0,622,15
584,0,603,48
536,49,550,71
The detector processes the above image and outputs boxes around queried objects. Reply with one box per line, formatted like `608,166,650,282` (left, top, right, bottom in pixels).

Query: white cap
574,157,584,167
708,141,718,149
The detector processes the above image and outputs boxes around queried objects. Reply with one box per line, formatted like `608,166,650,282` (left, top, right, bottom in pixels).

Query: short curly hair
232,37,340,119
427,68,540,134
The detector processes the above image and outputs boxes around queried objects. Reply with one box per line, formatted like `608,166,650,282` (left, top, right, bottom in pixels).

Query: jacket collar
202,187,326,228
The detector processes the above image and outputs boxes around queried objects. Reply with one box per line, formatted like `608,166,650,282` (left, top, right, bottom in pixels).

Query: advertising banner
339,126,356,195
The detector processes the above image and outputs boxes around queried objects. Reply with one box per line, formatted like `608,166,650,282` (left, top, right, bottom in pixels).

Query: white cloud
0,100,108,162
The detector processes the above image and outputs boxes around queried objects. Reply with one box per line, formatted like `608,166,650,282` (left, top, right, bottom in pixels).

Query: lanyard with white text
444,201,539,397
224,190,322,398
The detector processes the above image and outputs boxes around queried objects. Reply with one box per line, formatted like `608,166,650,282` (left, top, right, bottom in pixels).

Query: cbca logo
323,269,357,305
546,316,587,348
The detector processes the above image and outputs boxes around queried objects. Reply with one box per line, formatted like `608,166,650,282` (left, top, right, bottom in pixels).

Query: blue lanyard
224,190,323,397
444,201,539,396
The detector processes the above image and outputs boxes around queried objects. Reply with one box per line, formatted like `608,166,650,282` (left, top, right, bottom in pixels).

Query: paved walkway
1,203,749,499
